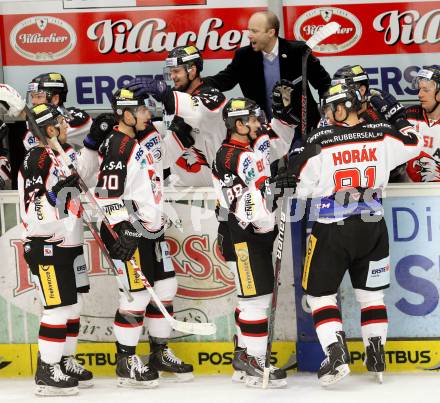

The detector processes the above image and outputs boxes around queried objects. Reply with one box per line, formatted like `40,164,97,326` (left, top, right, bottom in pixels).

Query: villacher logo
294,7,362,53
10,16,77,62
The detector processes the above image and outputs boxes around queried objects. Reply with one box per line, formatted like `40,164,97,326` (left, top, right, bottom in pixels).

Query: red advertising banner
283,2,440,56
0,7,260,66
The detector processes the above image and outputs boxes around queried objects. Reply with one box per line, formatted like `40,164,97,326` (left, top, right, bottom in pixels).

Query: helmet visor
412,69,436,90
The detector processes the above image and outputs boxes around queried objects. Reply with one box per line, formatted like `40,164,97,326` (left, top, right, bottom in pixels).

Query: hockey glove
109,221,142,261
126,78,169,103
46,174,82,218
369,89,406,125
0,83,26,117
272,79,300,126
84,113,117,150
168,116,195,148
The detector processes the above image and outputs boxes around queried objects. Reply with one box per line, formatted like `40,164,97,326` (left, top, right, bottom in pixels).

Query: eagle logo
176,147,209,173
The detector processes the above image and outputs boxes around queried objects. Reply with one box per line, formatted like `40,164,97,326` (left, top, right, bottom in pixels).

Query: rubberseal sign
9,16,77,62
293,7,362,53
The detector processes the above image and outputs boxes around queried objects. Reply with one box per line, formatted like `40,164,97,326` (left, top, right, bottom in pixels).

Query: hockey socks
113,309,144,347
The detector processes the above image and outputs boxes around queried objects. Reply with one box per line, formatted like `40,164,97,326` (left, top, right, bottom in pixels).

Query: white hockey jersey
160,81,227,187
405,105,440,182
296,120,423,223
18,143,98,245
212,124,294,233
94,129,162,232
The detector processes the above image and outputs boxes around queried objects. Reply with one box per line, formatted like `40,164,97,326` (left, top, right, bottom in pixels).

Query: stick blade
305,22,340,50
262,367,270,389
171,319,217,336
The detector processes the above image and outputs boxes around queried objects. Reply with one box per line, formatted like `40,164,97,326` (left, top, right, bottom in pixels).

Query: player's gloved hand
126,78,169,103
46,174,81,207
0,83,26,117
168,115,195,148
272,79,300,125
110,221,142,261
369,89,405,124
84,113,117,150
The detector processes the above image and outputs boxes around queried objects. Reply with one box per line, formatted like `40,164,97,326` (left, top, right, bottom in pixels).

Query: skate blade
245,375,287,389
78,379,94,388
374,372,383,384
117,377,159,388
320,364,350,387
35,385,79,396
158,371,194,383
231,370,246,383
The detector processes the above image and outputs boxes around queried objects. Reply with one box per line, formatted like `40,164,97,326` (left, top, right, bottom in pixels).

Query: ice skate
116,354,159,388
365,336,385,384
318,337,351,387
34,356,79,396
60,355,93,388
149,341,194,382
232,347,249,383
245,355,287,388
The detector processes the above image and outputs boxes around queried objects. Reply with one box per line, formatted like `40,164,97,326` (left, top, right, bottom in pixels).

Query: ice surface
2,372,436,403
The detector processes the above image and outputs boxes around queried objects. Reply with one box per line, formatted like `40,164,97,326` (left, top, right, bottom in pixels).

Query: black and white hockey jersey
405,105,440,182
159,81,227,187
94,128,162,232
212,126,293,233
297,120,422,223
18,143,97,245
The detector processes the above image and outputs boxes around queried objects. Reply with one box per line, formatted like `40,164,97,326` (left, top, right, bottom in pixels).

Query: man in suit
204,10,331,134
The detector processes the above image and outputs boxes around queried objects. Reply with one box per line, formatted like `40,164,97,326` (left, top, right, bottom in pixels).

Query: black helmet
332,65,369,92
111,88,154,117
323,83,362,114
29,103,62,129
412,65,440,91
163,45,203,80
27,72,68,104
222,97,266,130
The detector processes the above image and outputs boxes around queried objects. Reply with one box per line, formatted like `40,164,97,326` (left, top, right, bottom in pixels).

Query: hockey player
331,65,406,126
24,72,92,150
126,45,227,186
134,100,194,381
405,65,440,182
18,103,96,395
330,64,408,181
212,97,297,388
97,87,192,387
288,84,422,386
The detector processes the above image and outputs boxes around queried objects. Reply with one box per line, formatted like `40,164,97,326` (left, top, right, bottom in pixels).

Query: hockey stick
301,21,340,140
44,118,216,336
262,144,321,388
23,106,135,302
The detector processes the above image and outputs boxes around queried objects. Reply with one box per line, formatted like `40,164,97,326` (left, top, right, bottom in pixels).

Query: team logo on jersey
407,151,440,182
176,147,209,173
10,16,77,62
294,7,362,53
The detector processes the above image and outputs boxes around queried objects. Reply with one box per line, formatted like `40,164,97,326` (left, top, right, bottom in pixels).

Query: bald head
248,11,280,53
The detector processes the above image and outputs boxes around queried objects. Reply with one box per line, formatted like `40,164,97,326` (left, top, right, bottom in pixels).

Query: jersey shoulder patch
66,107,91,128
193,85,226,111
405,105,424,121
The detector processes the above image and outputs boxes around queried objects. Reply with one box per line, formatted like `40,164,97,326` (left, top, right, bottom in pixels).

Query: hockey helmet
28,103,63,130
323,83,362,114
223,97,267,130
27,72,68,105
332,65,370,92
412,65,440,92
163,45,203,80
111,88,156,117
